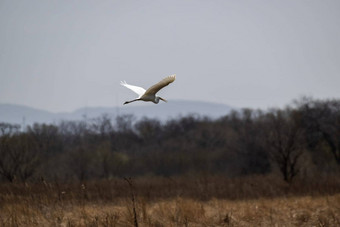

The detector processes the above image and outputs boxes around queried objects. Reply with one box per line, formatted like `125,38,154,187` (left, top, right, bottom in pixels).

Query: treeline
0,97,339,183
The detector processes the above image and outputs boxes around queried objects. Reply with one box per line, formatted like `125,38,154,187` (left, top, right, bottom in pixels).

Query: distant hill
0,100,234,125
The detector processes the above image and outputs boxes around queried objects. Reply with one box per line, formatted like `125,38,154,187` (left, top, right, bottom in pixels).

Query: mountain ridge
0,100,234,125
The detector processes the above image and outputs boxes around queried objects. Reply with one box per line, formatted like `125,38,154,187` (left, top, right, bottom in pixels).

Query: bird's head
154,96,167,104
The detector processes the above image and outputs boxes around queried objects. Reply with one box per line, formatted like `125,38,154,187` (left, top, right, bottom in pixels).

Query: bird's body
121,74,176,105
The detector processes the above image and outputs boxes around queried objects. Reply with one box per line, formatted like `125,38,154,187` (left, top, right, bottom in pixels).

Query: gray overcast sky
1,0,340,112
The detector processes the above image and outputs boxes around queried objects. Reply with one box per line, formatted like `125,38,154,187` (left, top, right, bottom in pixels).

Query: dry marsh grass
1,195,339,226
0,175,339,226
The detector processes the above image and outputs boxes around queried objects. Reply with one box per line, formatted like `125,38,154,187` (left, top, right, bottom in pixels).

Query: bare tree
0,123,20,136
298,98,340,165
0,134,39,182
68,144,96,181
91,114,114,137
264,109,305,183
135,117,162,144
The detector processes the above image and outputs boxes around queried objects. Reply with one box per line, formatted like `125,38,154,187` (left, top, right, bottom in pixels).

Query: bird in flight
121,74,176,105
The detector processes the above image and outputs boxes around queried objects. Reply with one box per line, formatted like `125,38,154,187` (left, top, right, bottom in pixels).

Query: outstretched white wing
144,74,176,96
120,81,146,98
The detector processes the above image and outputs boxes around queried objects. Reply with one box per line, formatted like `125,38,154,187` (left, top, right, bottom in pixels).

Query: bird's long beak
159,97,167,102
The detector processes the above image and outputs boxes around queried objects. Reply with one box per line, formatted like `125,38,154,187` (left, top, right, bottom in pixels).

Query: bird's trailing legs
123,99,140,105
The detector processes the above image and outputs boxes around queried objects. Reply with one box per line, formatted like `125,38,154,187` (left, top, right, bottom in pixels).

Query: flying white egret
120,74,176,105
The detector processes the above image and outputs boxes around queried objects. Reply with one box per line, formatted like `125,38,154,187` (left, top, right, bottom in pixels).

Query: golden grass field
0,176,339,226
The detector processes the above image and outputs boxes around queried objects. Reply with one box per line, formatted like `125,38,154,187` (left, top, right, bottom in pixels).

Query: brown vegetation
0,175,340,226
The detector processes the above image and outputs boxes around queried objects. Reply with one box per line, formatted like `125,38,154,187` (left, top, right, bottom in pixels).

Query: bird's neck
154,96,160,104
